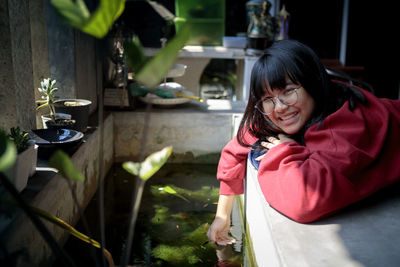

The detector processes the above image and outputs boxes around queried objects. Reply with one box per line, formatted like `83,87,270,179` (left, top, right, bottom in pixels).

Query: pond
55,163,245,266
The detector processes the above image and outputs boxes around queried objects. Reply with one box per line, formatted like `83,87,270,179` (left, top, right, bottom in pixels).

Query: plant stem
64,178,100,263
97,38,107,267
0,173,77,267
120,177,146,266
120,101,152,267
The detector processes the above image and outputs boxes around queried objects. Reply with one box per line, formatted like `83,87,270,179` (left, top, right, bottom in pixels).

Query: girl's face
263,82,316,135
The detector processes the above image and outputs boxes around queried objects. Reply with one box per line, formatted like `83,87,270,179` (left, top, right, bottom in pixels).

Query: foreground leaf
81,0,125,38
134,24,190,88
0,131,16,172
49,150,84,182
51,0,125,39
50,0,90,28
124,36,147,74
123,146,172,180
31,205,115,267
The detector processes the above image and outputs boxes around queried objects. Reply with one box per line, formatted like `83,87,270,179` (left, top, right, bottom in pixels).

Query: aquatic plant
132,180,229,266
152,244,200,265
151,185,190,202
151,184,219,204
151,204,170,224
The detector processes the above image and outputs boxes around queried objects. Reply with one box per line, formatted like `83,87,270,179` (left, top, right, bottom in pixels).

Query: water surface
57,163,244,266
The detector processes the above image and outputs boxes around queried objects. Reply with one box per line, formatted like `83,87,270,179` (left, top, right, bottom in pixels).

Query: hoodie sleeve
257,92,400,223
217,131,257,195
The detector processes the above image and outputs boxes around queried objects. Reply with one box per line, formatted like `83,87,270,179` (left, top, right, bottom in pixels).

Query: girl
207,40,400,245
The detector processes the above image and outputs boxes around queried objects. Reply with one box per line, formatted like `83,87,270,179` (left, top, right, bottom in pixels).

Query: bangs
251,53,301,99
265,59,300,91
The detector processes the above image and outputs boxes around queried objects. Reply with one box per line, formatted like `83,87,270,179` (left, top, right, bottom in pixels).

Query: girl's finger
255,154,264,161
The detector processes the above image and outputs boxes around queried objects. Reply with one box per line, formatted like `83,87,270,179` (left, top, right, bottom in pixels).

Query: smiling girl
207,40,400,246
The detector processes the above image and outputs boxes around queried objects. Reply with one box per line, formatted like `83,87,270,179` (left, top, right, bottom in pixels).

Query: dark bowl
30,129,84,159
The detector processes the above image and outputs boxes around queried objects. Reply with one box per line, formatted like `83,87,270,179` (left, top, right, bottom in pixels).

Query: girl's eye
283,88,296,96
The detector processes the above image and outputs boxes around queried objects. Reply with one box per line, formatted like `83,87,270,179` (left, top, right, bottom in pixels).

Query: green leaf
51,0,90,28
157,185,190,202
49,150,84,182
30,205,115,266
51,0,126,39
123,146,172,181
122,161,141,177
135,23,190,88
124,36,147,74
81,0,126,38
0,131,16,172
36,103,49,111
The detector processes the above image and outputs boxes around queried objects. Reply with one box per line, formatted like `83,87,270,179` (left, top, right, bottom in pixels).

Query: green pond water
56,163,244,266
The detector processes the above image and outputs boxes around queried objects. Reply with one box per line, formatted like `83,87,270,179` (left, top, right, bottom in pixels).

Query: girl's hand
255,134,296,161
207,216,236,246
207,195,236,245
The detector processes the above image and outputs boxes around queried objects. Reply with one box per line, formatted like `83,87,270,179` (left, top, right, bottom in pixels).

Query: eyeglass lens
259,88,298,114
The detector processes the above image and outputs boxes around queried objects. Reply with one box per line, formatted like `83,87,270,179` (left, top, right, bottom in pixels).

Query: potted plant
54,99,92,132
36,78,76,130
4,127,38,192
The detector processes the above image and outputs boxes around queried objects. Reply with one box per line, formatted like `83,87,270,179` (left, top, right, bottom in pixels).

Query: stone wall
0,0,36,131
113,100,245,163
0,0,99,132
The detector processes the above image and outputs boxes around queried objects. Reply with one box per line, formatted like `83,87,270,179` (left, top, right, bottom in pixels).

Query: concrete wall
245,160,400,267
113,100,246,163
46,0,98,114
0,0,37,131
4,114,114,265
0,0,99,132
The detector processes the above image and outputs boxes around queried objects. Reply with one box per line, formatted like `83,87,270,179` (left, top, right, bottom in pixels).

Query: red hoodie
217,90,400,223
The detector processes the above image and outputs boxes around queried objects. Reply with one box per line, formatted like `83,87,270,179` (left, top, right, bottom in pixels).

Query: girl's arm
207,195,236,245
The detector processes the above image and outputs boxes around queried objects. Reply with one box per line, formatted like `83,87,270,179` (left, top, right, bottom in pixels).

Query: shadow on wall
313,181,400,267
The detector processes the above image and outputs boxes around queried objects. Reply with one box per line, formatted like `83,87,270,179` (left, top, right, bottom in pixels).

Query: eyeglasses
254,86,302,115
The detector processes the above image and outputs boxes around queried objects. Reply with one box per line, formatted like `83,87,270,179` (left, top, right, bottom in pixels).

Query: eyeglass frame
254,86,302,116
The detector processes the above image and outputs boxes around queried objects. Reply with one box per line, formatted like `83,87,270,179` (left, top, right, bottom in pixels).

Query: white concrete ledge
245,159,400,267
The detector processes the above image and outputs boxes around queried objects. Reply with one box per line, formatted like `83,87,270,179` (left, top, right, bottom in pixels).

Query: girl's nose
274,98,289,113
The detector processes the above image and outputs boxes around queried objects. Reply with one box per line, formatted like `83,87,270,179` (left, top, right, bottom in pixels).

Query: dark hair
237,39,367,147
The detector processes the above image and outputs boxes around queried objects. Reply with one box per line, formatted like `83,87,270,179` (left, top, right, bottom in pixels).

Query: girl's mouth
278,112,299,126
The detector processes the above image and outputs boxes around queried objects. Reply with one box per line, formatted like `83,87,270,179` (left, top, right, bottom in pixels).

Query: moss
152,245,200,265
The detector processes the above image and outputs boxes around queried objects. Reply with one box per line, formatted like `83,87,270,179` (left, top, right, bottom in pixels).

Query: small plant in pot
36,78,76,130
4,127,38,192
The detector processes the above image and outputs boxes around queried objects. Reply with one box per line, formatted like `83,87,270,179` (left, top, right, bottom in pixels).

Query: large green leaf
0,131,16,172
30,205,115,266
123,146,172,181
49,150,85,182
51,0,90,27
134,23,191,88
81,0,125,38
124,36,147,75
51,0,125,39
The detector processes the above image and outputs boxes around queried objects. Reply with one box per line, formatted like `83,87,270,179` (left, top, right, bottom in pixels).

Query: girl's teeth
281,112,297,120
